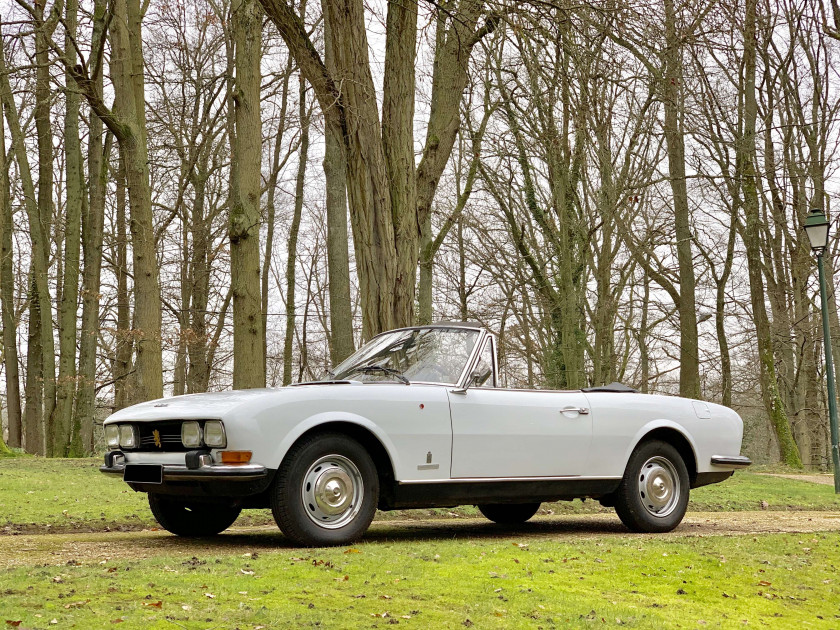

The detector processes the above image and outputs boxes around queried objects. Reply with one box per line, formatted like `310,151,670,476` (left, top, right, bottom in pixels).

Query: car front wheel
613,440,689,533
271,433,379,547
148,494,241,537
478,503,541,524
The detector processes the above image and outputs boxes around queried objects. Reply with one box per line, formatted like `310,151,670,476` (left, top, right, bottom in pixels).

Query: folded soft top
581,382,640,393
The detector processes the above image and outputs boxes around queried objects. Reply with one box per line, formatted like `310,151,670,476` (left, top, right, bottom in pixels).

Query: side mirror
472,366,492,387
451,367,491,395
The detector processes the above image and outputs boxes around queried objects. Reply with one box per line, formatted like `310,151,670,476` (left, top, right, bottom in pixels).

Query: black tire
271,432,379,547
148,494,241,537
478,503,541,524
613,440,689,533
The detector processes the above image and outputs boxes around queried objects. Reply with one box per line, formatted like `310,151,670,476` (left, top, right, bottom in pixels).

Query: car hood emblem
153,429,162,448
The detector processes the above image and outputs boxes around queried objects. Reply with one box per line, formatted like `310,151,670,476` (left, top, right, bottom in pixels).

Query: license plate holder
124,464,163,484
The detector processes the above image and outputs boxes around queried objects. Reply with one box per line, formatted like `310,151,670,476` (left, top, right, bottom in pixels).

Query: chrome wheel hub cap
302,455,364,529
637,456,680,518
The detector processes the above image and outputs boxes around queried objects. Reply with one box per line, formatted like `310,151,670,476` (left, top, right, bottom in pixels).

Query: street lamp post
804,208,840,493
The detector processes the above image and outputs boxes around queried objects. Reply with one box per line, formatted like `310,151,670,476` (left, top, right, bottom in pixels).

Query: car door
448,338,593,478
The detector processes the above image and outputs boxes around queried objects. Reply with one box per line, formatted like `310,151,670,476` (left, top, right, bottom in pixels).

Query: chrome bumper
100,452,268,482
710,455,753,469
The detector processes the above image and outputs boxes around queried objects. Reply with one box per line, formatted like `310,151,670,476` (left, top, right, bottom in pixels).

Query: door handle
560,406,589,415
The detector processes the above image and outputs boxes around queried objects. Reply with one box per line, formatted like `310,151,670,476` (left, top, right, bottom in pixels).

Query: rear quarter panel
582,393,744,477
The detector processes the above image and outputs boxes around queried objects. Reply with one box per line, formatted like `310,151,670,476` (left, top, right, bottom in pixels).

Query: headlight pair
181,420,226,448
105,423,137,449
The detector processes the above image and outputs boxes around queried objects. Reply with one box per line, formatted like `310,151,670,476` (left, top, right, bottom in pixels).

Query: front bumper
710,455,753,469
100,451,274,499
100,461,268,481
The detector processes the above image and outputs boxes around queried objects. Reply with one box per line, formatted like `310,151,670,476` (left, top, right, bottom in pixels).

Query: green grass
0,530,838,628
1,458,839,533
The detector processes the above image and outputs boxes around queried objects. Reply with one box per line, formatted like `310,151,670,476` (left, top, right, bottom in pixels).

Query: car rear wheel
148,494,241,537
613,440,689,533
271,432,379,547
478,503,541,524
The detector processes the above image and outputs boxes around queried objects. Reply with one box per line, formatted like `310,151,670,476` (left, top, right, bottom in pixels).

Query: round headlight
181,421,202,448
203,421,226,448
118,424,137,448
105,424,120,449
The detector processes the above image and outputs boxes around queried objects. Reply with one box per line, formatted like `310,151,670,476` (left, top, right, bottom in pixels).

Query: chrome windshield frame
329,324,488,387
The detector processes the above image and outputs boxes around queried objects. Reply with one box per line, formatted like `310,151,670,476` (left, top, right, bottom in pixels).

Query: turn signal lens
118,424,137,448
203,421,227,448
181,421,202,448
105,424,120,449
220,450,252,465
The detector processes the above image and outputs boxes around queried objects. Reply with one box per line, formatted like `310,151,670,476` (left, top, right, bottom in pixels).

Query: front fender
266,412,402,476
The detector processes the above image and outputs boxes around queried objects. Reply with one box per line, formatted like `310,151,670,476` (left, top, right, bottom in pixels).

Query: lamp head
805,208,830,252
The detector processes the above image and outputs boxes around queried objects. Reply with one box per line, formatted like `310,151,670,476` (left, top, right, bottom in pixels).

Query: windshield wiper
348,364,410,385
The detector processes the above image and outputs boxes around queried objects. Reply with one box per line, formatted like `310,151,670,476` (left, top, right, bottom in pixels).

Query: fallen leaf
5,622,22,628
142,601,162,608
181,606,191,611
240,569,255,576
204,593,215,599
52,576,63,583
758,581,772,587
379,595,392,600
344,548,362,554
513,543,529,549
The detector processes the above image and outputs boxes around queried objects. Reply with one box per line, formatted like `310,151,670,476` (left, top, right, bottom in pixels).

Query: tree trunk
110,0,163,402
113,152,134,410
0,97,21,448
320,5,354,363
230,0,265,389
740,0,800,467
76,0,109,452
56,0,83,456
662,0,700,400
262,56,293,375
284,70,310,386
1,20,52,454
187,170,212,393
382,0,419,328
259,0,489,339
23,275,44,455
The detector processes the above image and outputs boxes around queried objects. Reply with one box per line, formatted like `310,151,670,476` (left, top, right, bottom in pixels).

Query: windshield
328,327,481,385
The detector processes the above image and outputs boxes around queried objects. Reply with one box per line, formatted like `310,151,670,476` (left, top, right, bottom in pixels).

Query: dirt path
759,473,836,486
3,510,839,569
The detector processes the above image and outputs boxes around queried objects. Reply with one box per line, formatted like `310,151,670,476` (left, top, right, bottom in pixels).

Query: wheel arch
628,423,698,485
279,419,398,509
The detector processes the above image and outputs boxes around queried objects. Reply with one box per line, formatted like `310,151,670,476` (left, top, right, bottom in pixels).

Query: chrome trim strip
397,475,621,485
710,455,752,469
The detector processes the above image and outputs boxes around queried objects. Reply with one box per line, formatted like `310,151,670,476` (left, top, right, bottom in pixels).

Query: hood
105,388,284,423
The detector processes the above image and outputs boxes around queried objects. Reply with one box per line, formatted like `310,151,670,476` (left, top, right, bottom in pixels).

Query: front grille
133,421,190,452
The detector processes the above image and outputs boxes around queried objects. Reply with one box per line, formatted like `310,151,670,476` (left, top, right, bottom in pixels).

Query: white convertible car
101,323,751,546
